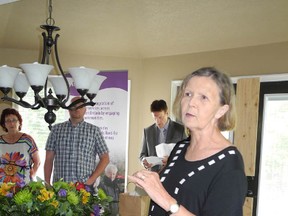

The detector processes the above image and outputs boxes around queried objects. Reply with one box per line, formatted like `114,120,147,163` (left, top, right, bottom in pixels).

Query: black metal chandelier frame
0,0,98,129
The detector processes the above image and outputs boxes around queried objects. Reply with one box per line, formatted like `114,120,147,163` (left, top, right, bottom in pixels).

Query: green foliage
0,178,112,216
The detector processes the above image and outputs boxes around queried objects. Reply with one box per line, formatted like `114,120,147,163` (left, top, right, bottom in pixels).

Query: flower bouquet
0,177,112,216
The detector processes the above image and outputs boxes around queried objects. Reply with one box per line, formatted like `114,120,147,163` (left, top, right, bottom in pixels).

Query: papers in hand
145,143,176,167
156,143,176,158
145,156,163,167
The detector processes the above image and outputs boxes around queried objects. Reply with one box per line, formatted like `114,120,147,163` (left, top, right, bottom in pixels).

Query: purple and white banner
71,70,129,190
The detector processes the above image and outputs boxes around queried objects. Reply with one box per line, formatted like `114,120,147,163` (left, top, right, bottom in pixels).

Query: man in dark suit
139,99,187,172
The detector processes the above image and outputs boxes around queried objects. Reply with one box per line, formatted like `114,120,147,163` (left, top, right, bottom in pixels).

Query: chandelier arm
42,79,48,103
31,104,42,110
58,102,72,109
64,98,87,109
40,30,50,102
60,101,96,111
34,96,46,109
27,86,49,110
41,32,48,64
77,101,96,109
41,31,50,101
55,100,69,110
54,34,70,104
1,95,38,109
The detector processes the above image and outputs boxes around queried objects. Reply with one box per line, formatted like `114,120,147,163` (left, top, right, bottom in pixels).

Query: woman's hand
128,169,195,216
128,169,174,211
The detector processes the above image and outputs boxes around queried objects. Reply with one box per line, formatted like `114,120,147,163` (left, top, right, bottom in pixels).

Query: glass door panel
257,94,288,216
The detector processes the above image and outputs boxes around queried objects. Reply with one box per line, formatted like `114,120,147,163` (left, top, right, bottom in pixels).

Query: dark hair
0,108,23,132
173,67,236,131
150,100,168,112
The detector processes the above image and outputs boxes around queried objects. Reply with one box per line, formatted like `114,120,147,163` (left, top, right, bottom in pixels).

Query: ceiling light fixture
0,0,106,129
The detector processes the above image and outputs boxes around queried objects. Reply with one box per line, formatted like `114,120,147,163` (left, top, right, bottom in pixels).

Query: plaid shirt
45,120,109,183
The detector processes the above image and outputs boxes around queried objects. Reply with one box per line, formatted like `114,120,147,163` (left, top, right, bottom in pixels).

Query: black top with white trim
149,137,247,216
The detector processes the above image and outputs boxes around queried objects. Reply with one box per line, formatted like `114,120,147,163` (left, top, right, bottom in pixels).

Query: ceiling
0,0,288,58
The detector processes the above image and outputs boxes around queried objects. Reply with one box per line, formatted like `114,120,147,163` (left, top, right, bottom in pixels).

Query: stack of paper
155,143,176,158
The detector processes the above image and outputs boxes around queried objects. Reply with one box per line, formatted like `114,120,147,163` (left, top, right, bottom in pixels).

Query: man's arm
139,129,148,161
44,150,55,185
140,128,158,169
85,152,110,185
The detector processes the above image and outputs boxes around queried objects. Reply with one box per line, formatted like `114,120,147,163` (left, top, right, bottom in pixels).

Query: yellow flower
0,189,5,196
0,182,15,196
80,188,91,204
0,188,7,196
37,188,54,202
50,199,59,208
82,196,88,204
80,188,90,196
82,194,90,204
1,182,13,190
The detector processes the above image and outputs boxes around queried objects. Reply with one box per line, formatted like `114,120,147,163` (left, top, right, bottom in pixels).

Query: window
254,80,288,215
257,94,288,215
15,86,68,180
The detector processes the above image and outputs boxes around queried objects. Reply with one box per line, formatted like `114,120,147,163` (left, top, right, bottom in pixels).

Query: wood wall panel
234,78,260,216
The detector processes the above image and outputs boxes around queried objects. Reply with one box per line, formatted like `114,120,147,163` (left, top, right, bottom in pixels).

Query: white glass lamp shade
14,72,30,93
68,66,99,90
48,75,73,96
19,62,54,87
88,75,107,94
0,65,21,88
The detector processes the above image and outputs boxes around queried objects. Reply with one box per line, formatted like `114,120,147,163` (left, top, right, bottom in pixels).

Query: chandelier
0,0,106,129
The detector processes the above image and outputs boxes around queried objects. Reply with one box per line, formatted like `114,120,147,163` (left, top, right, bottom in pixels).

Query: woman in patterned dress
129,67,247,216
0,108,40,185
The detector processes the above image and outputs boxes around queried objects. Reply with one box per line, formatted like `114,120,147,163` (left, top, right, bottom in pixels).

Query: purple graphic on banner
67,70,128,96
99,71,128,92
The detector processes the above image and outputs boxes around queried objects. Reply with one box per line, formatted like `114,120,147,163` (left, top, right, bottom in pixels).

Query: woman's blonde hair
173,67,236,131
